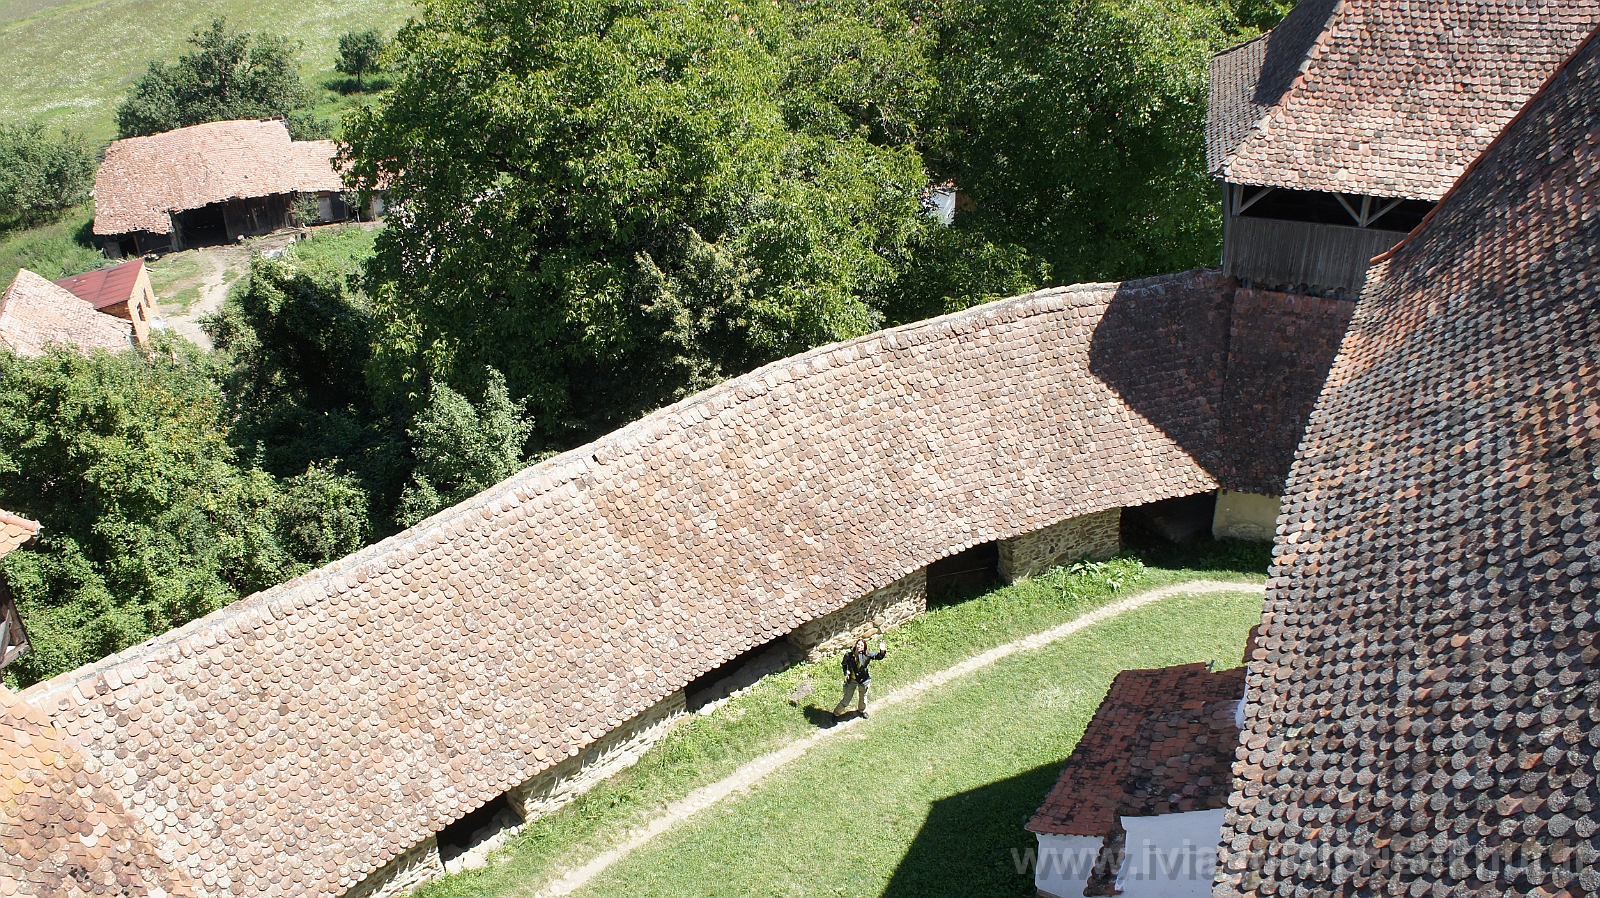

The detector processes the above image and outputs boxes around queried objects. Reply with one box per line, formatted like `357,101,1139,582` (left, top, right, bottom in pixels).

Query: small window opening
925,541,999,605
684,634,799,711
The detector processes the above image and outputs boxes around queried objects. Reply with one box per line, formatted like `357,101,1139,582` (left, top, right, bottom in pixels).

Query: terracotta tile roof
54,259,146,311
93,120,344,236
0,510,39,560
0,270,136,357
1209,0,1600,200
0,686,198,898
11,268,1347,898
1204,0,1337,178
1029,664,1244,837
1216,25,1600,898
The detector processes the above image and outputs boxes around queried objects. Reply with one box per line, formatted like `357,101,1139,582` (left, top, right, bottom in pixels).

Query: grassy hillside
0,0,416,143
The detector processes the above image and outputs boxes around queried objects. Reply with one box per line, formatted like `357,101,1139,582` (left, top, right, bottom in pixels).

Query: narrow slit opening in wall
926,541,999,606
1120,491,1218,547
684,633,800,711
435,794,522,867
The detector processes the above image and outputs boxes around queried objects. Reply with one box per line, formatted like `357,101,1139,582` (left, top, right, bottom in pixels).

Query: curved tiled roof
1216,25,1600,898
93,120,343,236
15,268,1346,898
1209,0,1600,200
0,270,135,357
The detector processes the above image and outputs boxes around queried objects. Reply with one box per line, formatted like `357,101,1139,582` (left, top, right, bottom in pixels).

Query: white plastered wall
1115,808,1226,897
1034,833,1102,898
1211,490,1281,542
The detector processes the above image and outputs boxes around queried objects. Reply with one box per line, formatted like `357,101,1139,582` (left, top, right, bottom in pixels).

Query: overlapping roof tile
93,119,343,236
0,686,197,898
16,268,1342,898
1209,0,1600,199
1029,663,1244,837
1216,24,1600,898
0,510,38,560
0,270,135,357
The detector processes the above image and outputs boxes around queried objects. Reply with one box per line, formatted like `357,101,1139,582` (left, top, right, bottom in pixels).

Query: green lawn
0,0,415,143
417,541,1269,898
576,590,1261,898
0,203,103,285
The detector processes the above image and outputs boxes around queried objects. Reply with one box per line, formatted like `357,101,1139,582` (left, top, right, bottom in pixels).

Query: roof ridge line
1222,0,1349,183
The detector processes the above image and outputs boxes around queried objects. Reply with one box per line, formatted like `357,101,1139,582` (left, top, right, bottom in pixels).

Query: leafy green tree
915,0,1236,292
116,19,326,140
335,29,388,90
0,337,368,686
397,368,533,527
343,0,934,443
204,249,409,527
1230,0,1293,31
0,123,96,229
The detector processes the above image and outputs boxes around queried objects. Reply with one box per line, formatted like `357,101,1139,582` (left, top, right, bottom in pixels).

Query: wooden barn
93,118,355,256
1205,0,1598,296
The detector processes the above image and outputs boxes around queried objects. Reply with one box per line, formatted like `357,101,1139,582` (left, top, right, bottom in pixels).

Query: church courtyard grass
417,541,1271,898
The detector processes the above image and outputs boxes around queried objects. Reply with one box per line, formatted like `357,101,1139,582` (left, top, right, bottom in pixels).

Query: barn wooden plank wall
1222,216,1407,295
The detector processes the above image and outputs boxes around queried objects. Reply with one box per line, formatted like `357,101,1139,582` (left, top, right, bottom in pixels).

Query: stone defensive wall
9,268,1350,898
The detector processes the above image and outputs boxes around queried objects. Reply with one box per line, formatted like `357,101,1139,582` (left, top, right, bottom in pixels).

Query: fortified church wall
7,268,1349,898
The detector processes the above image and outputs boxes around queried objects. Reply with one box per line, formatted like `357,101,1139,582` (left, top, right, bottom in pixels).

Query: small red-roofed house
0,269,136,357
1027,662,1245,898
54,259,158,346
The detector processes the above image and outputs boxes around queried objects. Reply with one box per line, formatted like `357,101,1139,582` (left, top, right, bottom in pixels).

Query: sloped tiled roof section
21,269,1324,898
55,260,146,311
1204,0,1337,177
93,119,343,236
0,270,135,357
1028,663,1244,837
0,510,38,560
1211,0,1599,200
0,686,198,898
1216,26,1600,898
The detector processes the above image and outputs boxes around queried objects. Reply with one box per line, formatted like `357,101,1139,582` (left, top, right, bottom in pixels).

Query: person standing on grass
831,637,886,723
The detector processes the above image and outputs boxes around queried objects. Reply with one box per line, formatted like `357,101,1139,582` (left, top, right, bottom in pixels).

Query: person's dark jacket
842,647,886,683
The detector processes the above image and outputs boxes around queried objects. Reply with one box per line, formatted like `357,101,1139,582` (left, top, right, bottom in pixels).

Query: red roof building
1028,663,1245,897
1207,0,1599,295
54,259,157,346
0,270,136,357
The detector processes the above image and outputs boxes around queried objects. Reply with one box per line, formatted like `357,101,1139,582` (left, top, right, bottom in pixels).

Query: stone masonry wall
508,690,688,823
340,837,443,898
997,509,1121,582
786,570,927,662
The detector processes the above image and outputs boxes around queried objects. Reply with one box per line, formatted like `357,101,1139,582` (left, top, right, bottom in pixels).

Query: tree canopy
0,338,366,686
917,0,1235,289
335,29,388,90
342,0,936,442
0,122,96,230
116,19,326,140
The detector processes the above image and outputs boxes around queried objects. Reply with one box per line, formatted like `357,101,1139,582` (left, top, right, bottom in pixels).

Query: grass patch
146,250,212,313
416,541,1267,898
578,590,1262,897
0,203,103,285
0,0,416,143
285,222,380,274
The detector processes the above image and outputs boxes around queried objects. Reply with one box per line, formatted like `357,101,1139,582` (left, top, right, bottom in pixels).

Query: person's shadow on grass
802,705,839,728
